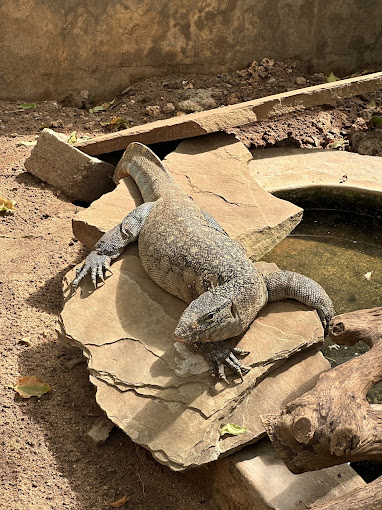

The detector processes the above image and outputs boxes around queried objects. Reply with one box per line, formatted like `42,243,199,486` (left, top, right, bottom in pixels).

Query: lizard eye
204,312,214,322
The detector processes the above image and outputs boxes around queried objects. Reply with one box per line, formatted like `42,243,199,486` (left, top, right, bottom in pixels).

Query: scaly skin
73,142,335,382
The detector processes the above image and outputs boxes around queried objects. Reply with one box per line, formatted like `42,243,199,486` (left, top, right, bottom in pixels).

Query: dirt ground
1,60,380,509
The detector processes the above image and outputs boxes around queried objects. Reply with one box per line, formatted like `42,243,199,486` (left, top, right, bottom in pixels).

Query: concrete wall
1,0,382,100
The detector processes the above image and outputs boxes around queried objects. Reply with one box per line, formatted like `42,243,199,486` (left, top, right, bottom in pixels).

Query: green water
261,209,382,402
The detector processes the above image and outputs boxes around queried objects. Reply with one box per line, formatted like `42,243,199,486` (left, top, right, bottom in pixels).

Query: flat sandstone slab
249,147,382,195
73,134,302,259
74,72,382,156
58,252,328,471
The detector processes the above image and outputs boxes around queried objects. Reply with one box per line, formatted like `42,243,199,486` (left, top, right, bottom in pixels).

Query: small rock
265,76,277,84
61,93,86,109
295,76,307,86
350,129,382,156
261,58,275,69
350,117,368,132
162,102,176,114
182,80,194,89
80,90,89,101
177,99,204,113
359,108,376,121
87,415,115,445
258,66,269,79
227,93,241,105
163,79,182,89
49,119,64,129
145,105,161,116
313,112,332,132
311,73,326,83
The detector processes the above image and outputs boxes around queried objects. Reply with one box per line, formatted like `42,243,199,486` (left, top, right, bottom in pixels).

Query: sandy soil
1,60,380,509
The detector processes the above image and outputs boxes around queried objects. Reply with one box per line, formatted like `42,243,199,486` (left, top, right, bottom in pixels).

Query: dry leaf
219,423,247,437
100,117,132,131
89,99,115,113
14,376,51,398
19,102,36,110
18,337,32,346
16,140,37,147
0,197,16,213
67,131,77,144
109,494,130,507
326,72,340,83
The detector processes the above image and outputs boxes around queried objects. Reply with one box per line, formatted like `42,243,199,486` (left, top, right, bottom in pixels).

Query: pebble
145,105,161,116
162,102,176,114
295,76,307,85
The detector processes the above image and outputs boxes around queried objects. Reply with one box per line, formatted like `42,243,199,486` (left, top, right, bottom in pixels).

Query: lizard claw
193,341,251,383
72,252,112,292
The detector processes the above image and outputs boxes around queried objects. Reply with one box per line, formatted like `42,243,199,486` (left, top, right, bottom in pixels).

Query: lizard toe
232,347,250,357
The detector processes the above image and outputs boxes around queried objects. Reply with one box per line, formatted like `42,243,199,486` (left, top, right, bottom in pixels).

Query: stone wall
1,0,381,100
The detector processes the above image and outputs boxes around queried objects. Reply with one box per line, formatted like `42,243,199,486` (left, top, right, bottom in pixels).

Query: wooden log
75,72,382,156
261,307,382,474
310,475,382,510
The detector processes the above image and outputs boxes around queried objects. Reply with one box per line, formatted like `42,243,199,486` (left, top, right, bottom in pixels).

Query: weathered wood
75,72,382,156
310,475,382,510
261,307,382,474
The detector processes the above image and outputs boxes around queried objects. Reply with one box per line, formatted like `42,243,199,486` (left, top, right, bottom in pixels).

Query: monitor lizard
72,142,335,381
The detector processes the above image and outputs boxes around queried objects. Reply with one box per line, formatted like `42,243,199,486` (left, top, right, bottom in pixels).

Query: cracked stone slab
58,252,327,470
25,128,115,202
73,133,302,260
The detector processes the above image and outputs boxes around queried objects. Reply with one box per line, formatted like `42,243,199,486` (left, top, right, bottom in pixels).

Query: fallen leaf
109,494,130,507
219,423,247,437
100,117,132,131
67,131,77,144
18,337,32,346
0,197,16,213
13,376,51,398
16,140,37,147
328,140,345,150
326,72,340,83
89,99,115,113
370,116,382,126
363,271,373,280
19,102,36,110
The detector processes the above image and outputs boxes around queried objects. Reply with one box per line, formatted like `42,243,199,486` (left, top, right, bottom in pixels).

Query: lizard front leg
192,341,250,383
263,270,335,335
72,202,155,290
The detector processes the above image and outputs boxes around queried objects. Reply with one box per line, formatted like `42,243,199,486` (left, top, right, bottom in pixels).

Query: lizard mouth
174,334,188,343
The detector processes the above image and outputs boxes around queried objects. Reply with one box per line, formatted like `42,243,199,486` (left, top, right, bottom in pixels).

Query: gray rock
350,128,382,156
87,415,115,445
295,76,307,85
25,129,115,202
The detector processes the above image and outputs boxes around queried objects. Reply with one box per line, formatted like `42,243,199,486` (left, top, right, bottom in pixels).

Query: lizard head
174,290,243,343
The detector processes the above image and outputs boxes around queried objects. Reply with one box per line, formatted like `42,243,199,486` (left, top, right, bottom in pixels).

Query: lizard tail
113,142,179,202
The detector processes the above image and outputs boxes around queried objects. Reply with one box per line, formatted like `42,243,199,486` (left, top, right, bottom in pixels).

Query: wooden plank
75,71,382,156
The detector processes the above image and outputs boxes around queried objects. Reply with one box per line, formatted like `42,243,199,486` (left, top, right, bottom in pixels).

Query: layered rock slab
73,133,302,259
58,250,327,470
25,129,115,202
